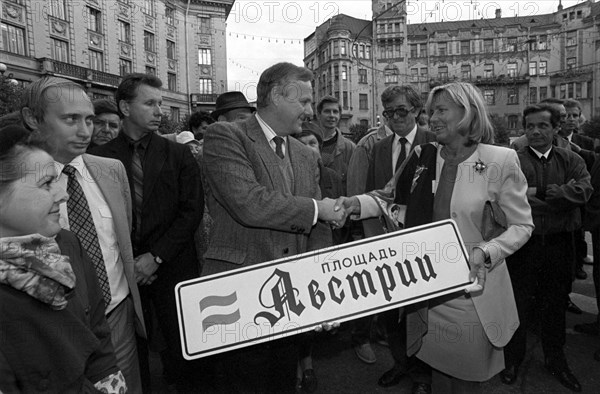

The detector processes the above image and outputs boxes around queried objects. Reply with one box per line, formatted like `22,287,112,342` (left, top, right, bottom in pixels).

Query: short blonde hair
425,82,494,145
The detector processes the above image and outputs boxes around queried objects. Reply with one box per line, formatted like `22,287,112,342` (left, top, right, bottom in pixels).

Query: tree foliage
489,113,510,146
581,116,600,141
349,123,369,144
0,78,25,117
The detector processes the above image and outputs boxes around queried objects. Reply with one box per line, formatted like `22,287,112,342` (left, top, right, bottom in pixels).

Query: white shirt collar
395,124,418,146
530,146,552,159
55,155,86,179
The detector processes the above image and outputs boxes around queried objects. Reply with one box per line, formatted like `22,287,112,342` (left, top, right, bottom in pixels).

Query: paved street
150,258,599,393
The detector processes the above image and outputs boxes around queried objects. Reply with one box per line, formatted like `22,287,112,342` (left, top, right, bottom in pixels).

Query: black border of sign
176,219,471,358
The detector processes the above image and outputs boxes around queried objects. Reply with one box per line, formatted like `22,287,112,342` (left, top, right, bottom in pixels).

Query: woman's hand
465,247,487,293
313,321,340,333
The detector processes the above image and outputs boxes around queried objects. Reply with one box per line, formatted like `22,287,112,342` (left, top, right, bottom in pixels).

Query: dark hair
256,62,313,109
21,76,86,125
188,111,214,130
296,124,324,151
0,125,43,196
115,73,162,117
522,104,561,128
0,111,23,129
381,85,422,110
562,99,582,114
540,98,564,105
93,98,120,118
317,95,341,114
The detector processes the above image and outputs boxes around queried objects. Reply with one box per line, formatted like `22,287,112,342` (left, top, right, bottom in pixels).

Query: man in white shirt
21,76,145,392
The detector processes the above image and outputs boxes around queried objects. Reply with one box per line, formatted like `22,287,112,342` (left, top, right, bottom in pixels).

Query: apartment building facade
0,0,234,119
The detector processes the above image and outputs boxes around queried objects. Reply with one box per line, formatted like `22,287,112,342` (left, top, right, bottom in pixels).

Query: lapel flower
410,165,427,193
474,159,487,175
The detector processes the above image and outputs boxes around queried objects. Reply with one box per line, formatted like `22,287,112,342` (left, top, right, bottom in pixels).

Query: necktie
63,164,111,307
131,142,144,243
537,156,548,200
273,136,285,159
395,137,408,172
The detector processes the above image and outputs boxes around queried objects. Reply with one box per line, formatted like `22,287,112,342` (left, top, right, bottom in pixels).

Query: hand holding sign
465,247,486,293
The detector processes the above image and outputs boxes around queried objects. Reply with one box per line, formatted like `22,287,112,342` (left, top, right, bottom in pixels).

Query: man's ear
21,107,39,131
118,100,129,118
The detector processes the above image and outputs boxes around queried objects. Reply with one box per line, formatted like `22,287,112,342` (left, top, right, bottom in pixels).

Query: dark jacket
0,230,118,393
517,146,592,235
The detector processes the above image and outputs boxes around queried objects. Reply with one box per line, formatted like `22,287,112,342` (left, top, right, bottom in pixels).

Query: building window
359,45,365,58
167,40,176,59
560,84,567,99
358,69,367,84
165,7,175,25
145,66,156,76
438,42,447,56
352,44,358,58
529,61,537,76
508,115,519,129
385,66,398,83
199,78,212,94
568,83,575,98
484,64,494,78
386,43,393,59
507,63,517,78
119,21,131,43
507,37,518,52
529,87,537,103
144,31,155,52
359,94,368,110
87,7,101,33
420,68,428,78
143,0,155,16
538,61,547,76
539,86,548,101
483,39,493,53
420,43,427,57
333,41,339,56
49,0,67,20
198,17,211,34
119,58,132,76
484,89,495,105
1,23,26,55
539,35,548,50
198,48,211,65
341,66,347,81
567,31,577,46
410,44,418,58
51,38,69,62
343,91,348,109
461,64,471,80
460,40,470,55
167,73,177,91
358,68,367,83
567,57,576,70
341,41,347,56
507,87,518,104
333,65,339,81
411,68,419,81
576,82,582,98
89,50,103,71
170,107,180,122
366,46,371,59
577,10,583,19
438,65,448,80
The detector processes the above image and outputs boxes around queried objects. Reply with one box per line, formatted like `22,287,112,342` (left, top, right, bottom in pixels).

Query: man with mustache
91,73,203,391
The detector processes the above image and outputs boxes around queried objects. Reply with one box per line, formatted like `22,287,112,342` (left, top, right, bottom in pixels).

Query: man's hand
135,252,159,285
317,198,348,227
334,196,361,216
465,247,486,293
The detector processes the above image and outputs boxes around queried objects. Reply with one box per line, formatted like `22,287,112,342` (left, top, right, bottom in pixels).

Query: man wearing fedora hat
211,91,256,122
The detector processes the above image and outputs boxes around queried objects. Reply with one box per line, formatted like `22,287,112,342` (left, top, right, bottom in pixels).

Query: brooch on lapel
474,159,487,175
411,165,427,193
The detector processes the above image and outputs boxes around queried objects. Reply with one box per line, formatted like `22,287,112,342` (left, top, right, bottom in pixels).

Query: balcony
191,93,218,104
41,58,120,87
473,74,530,86
377,31,403,40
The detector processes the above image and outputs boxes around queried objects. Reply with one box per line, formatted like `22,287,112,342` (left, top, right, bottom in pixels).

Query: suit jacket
363,127,436,238
81,154,145,336
90,132,203,287
321,128,356,195
572,132,595,151
201,115,331,274
359,143,534,349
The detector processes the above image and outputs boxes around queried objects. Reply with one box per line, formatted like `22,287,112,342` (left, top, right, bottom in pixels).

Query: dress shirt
392,125,418,174
256,113,319,225
529,146,552,160
55,156,129,314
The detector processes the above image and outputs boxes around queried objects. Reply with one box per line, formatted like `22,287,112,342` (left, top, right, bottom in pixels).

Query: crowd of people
0,61,599,394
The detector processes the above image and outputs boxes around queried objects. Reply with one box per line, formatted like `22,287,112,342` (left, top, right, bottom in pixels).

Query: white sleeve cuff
356,195,382,219
312,199,318,225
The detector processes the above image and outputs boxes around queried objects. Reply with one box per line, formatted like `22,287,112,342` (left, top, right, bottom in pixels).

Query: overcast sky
225,0,584,99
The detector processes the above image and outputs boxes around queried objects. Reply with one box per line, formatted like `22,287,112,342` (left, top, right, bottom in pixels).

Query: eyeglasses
382,107,414,119
565,113,580,119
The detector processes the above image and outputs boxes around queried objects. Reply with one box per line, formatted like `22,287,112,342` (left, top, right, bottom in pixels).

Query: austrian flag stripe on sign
176,219,472,360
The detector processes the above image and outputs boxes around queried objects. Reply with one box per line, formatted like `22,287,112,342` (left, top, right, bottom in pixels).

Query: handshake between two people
316,196,361,229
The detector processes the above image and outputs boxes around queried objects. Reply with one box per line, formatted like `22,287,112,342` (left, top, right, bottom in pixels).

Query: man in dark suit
366,85,436,391
90,73,203,390
201,62,343,392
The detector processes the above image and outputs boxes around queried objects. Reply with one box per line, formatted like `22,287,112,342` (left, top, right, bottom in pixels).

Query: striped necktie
131,142,144,243
273,136,285,159
63,164,111,307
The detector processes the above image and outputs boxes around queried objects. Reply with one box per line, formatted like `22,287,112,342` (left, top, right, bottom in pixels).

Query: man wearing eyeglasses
366,85,435,391
88,99,121,150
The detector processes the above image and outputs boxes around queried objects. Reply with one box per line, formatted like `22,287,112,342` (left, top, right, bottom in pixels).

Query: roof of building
317,14,372,39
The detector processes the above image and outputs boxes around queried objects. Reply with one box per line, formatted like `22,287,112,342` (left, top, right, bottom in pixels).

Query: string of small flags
227,31,303,45
228,59,262,77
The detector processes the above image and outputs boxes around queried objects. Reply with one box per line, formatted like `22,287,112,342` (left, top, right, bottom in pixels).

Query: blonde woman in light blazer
336,82,534,393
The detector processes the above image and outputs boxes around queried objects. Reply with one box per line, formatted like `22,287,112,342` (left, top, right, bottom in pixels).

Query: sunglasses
382,106,414,119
